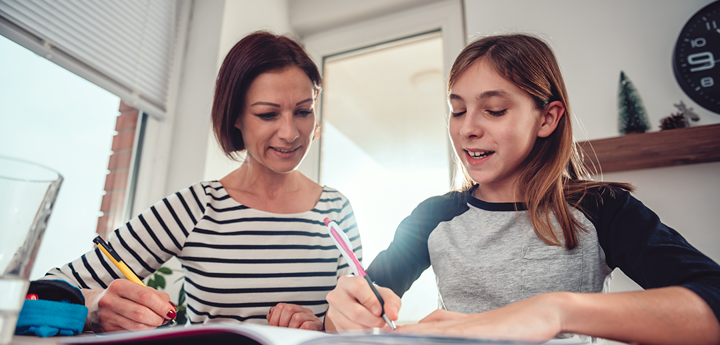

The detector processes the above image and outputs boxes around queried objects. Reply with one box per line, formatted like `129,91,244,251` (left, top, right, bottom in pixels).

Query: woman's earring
313,122,322,141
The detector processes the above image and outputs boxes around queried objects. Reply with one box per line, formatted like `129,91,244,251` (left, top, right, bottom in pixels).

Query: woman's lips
271,146,300,158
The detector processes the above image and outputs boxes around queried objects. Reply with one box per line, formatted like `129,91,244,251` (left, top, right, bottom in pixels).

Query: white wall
603,162,720,293
133,0,224,214
163,0,225,194
464,0,720,139
463,0,720,295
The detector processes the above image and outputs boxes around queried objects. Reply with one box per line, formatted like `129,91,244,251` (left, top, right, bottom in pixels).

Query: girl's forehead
452,62,515,95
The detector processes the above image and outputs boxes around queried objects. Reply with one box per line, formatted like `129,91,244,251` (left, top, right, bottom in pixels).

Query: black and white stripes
44,181,361,325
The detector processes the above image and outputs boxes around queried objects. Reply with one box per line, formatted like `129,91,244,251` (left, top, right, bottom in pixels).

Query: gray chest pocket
521,244,583,299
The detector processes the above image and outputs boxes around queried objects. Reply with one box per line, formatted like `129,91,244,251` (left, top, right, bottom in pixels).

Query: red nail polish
25,294,39,300
169,301,177,311
167,309,176,319
162,319,168,326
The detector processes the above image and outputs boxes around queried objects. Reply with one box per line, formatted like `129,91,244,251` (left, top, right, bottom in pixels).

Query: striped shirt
43,181,361,324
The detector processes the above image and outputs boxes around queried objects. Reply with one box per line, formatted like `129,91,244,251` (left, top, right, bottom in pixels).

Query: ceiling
288,0,443,37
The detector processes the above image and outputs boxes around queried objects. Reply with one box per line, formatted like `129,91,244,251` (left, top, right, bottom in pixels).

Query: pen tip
92,236,103,245
324,218,331,226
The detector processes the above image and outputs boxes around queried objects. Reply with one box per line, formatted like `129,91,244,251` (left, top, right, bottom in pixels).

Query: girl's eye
451,111,467,117
487,109,507,117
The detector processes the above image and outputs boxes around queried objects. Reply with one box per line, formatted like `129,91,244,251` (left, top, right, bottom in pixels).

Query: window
0,35,120,279
0,0,184,118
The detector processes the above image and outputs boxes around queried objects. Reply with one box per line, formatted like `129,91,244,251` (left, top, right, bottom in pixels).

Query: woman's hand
399,294,562,343
325,275,401,331
266,303,323,331
83,280,177,333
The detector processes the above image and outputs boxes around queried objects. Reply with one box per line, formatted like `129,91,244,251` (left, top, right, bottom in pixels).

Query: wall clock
673,1,720,114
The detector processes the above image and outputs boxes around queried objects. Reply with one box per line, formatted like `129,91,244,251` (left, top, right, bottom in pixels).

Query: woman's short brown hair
211,31,322,160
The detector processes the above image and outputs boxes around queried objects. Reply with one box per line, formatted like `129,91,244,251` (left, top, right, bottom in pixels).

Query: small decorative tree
617,71,650,135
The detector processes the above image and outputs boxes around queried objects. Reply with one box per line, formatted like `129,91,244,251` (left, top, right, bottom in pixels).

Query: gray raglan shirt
366,186,720,343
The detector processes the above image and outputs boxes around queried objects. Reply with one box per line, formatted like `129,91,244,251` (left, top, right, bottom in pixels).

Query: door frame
298,0,466,183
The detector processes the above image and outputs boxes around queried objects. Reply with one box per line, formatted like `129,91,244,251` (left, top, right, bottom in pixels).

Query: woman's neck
228,160,304,200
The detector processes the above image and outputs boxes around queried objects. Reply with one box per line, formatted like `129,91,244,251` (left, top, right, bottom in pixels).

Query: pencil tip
382,315,396,331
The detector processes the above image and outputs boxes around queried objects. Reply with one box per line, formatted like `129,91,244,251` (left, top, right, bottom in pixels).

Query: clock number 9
688,52,716,72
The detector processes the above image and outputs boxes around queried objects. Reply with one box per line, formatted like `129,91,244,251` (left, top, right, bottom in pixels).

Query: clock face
673,1,720,114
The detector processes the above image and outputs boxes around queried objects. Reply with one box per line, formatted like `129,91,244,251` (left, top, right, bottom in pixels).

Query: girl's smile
464,149,495,165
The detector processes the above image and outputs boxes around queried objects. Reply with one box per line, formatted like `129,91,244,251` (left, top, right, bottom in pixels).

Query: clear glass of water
0,156,62,344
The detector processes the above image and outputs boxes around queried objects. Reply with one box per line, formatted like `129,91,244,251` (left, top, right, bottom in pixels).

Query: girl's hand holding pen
82,280,177,333
325,275,401,331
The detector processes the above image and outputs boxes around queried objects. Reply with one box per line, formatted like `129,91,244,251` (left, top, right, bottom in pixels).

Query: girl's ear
537,101,565,138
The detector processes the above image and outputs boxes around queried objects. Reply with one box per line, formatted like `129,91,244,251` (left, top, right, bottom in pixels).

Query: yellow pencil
93,236,146,286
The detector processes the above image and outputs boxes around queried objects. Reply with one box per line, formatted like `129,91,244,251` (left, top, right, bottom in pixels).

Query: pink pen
324,218,396,330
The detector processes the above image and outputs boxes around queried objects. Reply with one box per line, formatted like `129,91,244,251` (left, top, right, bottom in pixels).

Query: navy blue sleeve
366,191,469,297
587,188,720,322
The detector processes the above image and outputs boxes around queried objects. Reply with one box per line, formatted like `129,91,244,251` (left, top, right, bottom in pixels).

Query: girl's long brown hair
449,34,631,249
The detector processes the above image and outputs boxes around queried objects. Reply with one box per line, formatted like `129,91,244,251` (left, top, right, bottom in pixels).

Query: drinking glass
0,156,62,344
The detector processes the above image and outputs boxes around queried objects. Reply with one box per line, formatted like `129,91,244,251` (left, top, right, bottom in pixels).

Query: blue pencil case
15,280,88,337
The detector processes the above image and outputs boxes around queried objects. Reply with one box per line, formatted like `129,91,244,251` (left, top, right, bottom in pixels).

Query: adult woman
44,31,361,332
325,34,720,344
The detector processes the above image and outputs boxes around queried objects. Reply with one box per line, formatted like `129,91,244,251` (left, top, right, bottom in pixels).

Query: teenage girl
324,34,720,344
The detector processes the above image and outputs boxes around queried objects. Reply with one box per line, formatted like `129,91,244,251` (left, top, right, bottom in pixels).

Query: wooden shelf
575,123,720,173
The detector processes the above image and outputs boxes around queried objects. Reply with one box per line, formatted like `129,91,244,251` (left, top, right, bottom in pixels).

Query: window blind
0,0,184,119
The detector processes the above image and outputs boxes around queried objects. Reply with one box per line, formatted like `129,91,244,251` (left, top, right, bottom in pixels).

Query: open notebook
57,323,584,345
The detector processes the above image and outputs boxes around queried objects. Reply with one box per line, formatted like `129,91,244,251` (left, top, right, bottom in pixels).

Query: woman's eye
451,111,467,117
296,109,313,117
487,109,507,117
256,113,277,120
